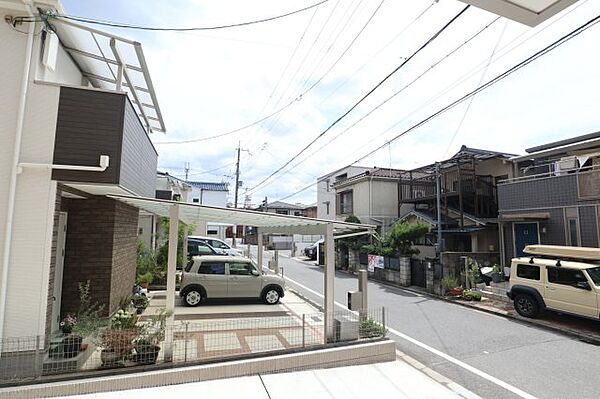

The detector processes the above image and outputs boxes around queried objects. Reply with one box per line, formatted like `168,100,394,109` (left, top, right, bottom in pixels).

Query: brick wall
60,197,138,318
109,201,139,311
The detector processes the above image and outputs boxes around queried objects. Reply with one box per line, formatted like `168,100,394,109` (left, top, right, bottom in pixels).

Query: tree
387,221,429,256
156,218,195,274
337,215,368,251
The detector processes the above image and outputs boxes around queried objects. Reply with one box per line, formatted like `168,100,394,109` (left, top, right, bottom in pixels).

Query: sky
61,0,600,207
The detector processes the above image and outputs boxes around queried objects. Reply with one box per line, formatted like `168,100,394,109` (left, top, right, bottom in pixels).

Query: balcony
497,170,589,211
51,86,157,197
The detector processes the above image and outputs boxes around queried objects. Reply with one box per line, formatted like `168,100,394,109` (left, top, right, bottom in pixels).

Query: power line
252,15,500,192
46,0,330,31
243,4,471,195
275,10,600,202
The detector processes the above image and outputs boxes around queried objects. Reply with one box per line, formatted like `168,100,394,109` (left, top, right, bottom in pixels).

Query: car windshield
586,267,600,286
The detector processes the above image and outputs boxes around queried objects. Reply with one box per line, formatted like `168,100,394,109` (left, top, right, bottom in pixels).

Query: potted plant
132,293,149,315
100,310,138,367
441,276,462,296
138,272,154,289
100,329,137,367
462,289,482,301
491,264,503,283
59,315,82,358
134,309,170,365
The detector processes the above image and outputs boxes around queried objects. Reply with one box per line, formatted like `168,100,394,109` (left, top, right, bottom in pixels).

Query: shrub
359,317,387,338
441,275,459,292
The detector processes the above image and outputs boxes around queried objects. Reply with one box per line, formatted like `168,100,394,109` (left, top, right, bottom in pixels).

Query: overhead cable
46,0,330,31
243,4,471,195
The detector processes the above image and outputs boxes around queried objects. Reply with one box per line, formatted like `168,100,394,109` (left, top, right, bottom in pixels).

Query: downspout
0,1,36,342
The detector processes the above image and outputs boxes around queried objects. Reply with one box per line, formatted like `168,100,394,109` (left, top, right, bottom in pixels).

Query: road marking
283,274,538,399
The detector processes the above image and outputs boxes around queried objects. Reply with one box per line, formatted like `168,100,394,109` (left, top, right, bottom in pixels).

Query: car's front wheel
262,288,280,305
514,294,539,318
184,289,203,307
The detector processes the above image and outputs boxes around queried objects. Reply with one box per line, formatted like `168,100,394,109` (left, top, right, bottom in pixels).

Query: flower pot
101,349,126,367
61,335,82,359
134,344,160,365
491,272,503,283
448,287,463,297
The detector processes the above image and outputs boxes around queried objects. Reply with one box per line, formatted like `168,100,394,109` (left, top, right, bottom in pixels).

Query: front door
545,266,598,317
51,212,68,333
514,223,539,257
227,261,262,297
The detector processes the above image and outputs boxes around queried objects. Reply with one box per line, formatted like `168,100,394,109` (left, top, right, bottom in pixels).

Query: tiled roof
188,181,229,191
266,201,307,210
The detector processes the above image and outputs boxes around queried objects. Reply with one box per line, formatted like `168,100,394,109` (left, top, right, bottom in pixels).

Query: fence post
382,307,386,333
302,314,306,348
34,335,41,377
184,322,189,363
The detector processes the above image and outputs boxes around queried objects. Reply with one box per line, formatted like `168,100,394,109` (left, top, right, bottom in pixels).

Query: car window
210,240,229,249
185,258,195,272
547,267,588,288
586,267,600,286
229,262,255,276
197,262,225,275
198,245,214,255
516,264,540,280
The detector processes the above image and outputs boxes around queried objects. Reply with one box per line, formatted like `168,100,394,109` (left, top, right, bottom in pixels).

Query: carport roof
108,194,375,235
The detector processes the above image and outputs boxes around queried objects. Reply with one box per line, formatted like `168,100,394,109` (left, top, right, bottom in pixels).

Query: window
516,264,540,280
338,190,353,215
335,173,348,182
586,267,600,286
198,262,225,275
324,201,330,215
192,198,200,203
326,179,331,192
209,240,229,249
229,262,255,276
275,209,288,215
547,267,588,288
564,207,580,246
294,211,302,216
207,229,218,235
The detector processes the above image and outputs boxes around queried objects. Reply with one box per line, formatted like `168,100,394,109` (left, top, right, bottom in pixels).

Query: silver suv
180,256,285,306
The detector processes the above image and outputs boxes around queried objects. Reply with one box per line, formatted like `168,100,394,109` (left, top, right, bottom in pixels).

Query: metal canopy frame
108,194,375,348
46,17,166,134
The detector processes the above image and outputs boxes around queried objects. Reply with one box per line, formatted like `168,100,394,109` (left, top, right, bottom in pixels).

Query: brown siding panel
119,98,158,197
52,87,124,184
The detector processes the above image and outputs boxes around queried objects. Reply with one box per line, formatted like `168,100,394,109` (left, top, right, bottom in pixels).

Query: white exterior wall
0,11,83,339
317,166,371,220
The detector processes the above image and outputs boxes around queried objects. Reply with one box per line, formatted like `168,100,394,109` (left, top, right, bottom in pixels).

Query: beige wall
470,229,499,252
0,12,85,338
475,158,514,179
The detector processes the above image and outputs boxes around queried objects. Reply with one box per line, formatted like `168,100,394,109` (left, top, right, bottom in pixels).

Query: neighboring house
317,165,372,220
188,181,229,238
0,0,165,341
304,204,317,218
333,168,405,235
260,201,308,216
398,146,515,254
497,132,600,268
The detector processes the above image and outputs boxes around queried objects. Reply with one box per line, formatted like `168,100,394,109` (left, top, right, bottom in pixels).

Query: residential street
256,249,600,399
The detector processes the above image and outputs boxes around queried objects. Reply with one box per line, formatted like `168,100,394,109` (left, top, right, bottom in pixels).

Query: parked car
304,239,324,260
189,235,243,257
187,239,227,258
506,245,600,319
180,256,285,306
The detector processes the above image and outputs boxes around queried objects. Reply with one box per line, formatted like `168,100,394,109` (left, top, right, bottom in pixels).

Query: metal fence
0,308,386,385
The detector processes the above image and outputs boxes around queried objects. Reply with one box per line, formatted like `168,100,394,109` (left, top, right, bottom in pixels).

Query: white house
0,0,165,343
316,165,372,220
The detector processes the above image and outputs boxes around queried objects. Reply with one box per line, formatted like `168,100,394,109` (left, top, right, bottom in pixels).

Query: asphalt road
255,249,600,399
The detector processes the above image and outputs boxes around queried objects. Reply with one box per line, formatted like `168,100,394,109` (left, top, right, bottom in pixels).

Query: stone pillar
398,256,411,286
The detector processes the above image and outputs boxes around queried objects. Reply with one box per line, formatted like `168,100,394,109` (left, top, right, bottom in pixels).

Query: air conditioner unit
558,156,577,171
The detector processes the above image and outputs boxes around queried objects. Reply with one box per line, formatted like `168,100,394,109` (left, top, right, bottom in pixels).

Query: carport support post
257,228,263,269
324,222,335,342
164,203,179,362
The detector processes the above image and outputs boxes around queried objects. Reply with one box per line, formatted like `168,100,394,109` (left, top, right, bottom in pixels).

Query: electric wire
250,15,500,193
274,8,600,202
243,4,471,195
46,0,330,31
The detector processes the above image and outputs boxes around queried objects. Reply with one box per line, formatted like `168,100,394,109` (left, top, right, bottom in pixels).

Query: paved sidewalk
57,360,474,399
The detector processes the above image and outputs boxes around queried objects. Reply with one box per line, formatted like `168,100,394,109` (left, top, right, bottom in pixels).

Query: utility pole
435,162,443,262
184,161,190,181
232,143,241,246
